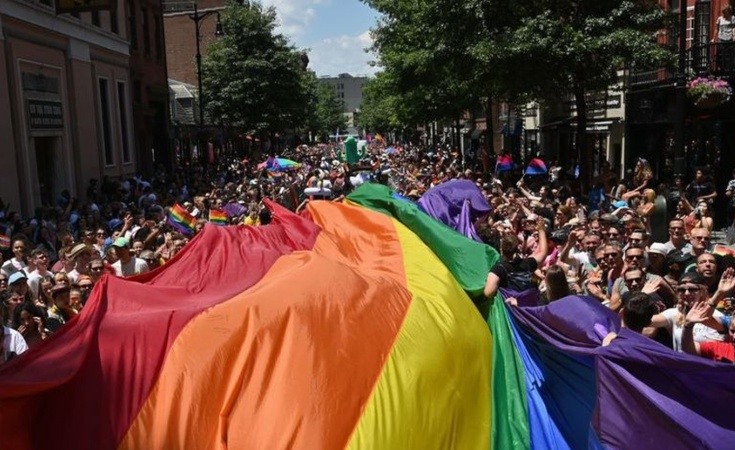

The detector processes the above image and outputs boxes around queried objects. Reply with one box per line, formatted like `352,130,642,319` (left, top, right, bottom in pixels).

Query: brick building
128,0,172,174
163,0,224,87
0,0,133,215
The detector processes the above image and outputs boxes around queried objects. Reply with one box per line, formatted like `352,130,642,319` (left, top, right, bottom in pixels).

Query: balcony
629,42,735,89
691,42,735,77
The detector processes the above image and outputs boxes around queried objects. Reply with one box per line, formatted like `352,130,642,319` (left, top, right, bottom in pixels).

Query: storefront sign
28,100,63,130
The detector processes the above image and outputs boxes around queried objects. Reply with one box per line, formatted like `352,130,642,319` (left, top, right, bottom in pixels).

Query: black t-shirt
491,257,538,291
686,181,714,203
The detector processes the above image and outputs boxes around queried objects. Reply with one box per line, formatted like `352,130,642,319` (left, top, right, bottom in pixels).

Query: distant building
320,73,368,135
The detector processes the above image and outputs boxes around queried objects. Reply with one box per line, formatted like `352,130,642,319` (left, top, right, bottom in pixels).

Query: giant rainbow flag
0,183,734,449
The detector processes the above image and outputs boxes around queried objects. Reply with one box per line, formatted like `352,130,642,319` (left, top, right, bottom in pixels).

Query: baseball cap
648,243,670,256
111,237,130,248
8,272,27,285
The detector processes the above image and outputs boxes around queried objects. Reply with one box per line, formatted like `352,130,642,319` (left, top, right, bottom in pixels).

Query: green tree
202,1,310,135
357,71,407,133
478,0,674,186
363,1,486,136
304,73,348,141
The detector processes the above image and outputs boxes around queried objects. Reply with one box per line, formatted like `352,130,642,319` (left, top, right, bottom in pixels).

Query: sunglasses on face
692,236,710,241
677,286,701,294
626,254,644,260
625,277,643,284
90,267,104,272
604,252,618,258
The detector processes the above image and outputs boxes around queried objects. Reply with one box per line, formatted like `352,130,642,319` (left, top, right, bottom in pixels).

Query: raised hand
642,278,661,295
685,300,712,325
717,267,735,295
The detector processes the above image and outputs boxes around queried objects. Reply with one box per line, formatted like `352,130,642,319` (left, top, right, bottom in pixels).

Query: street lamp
189,3,223,128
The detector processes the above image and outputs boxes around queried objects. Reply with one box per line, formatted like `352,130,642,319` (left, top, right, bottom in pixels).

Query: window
117,82,131,163
154,15,163,61
91,10,100,26
98,78,114,166
142,8,150,56
129,1,138,50
110,7,119,34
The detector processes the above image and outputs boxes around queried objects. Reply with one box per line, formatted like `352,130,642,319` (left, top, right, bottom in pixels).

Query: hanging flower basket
687,77,732,109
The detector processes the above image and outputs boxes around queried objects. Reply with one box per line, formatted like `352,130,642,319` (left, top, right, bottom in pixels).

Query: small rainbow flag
209,209,228,226
167,203,197,236
713,244,735,258
495,154,513,173
525,158,548,175
0,233,10,250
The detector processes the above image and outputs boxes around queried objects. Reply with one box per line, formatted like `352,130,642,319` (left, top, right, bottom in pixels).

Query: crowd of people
3,142,735,365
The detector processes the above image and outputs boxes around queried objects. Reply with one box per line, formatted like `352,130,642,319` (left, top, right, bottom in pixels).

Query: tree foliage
478,0,673,186
303,73,348,141
362,0,488,127
202,1,310,133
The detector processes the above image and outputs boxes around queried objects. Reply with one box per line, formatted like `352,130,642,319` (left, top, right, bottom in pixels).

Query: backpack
497,260,536,292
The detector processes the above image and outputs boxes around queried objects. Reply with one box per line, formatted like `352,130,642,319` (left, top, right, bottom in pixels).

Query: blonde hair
643,189,656,203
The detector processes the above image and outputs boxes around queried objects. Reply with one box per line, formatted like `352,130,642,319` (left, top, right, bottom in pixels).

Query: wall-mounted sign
28,100,63,130
55,0,114,14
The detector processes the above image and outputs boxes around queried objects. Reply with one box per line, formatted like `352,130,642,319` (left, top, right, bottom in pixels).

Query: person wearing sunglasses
609,247,675,311
681,267,735,362
648,271,731,352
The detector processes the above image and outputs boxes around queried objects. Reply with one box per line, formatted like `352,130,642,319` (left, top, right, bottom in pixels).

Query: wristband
683,323,695,330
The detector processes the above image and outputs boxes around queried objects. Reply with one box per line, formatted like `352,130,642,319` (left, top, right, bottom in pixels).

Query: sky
260,0,380,78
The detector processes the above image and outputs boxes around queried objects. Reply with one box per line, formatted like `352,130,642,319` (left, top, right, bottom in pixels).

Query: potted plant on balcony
687,77,733,109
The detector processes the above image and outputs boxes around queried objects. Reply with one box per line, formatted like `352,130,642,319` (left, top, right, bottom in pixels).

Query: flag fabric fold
2,182,735,450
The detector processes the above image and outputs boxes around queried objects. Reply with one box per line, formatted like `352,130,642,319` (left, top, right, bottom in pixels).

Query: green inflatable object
344,136,359,164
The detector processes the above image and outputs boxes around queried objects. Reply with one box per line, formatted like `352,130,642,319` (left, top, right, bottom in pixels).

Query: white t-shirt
660,308,725,352
111,257,149,277
718,16,734,42
2,327,28,363
27,269,54,299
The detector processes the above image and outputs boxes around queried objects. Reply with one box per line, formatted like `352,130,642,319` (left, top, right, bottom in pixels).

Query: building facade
524,81,627,178
129,0,172,175
0,0,133,216
320,73,368,135
627,0,735,225
163,0,223,86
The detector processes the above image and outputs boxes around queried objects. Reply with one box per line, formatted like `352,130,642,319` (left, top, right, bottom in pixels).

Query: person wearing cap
648,271,730,352
66,243,93,284
110,237,149,277
46,284,76,333
3,274,28,327
647,243,670,276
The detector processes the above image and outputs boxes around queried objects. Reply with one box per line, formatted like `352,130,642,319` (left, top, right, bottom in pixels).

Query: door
33,136,57,207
